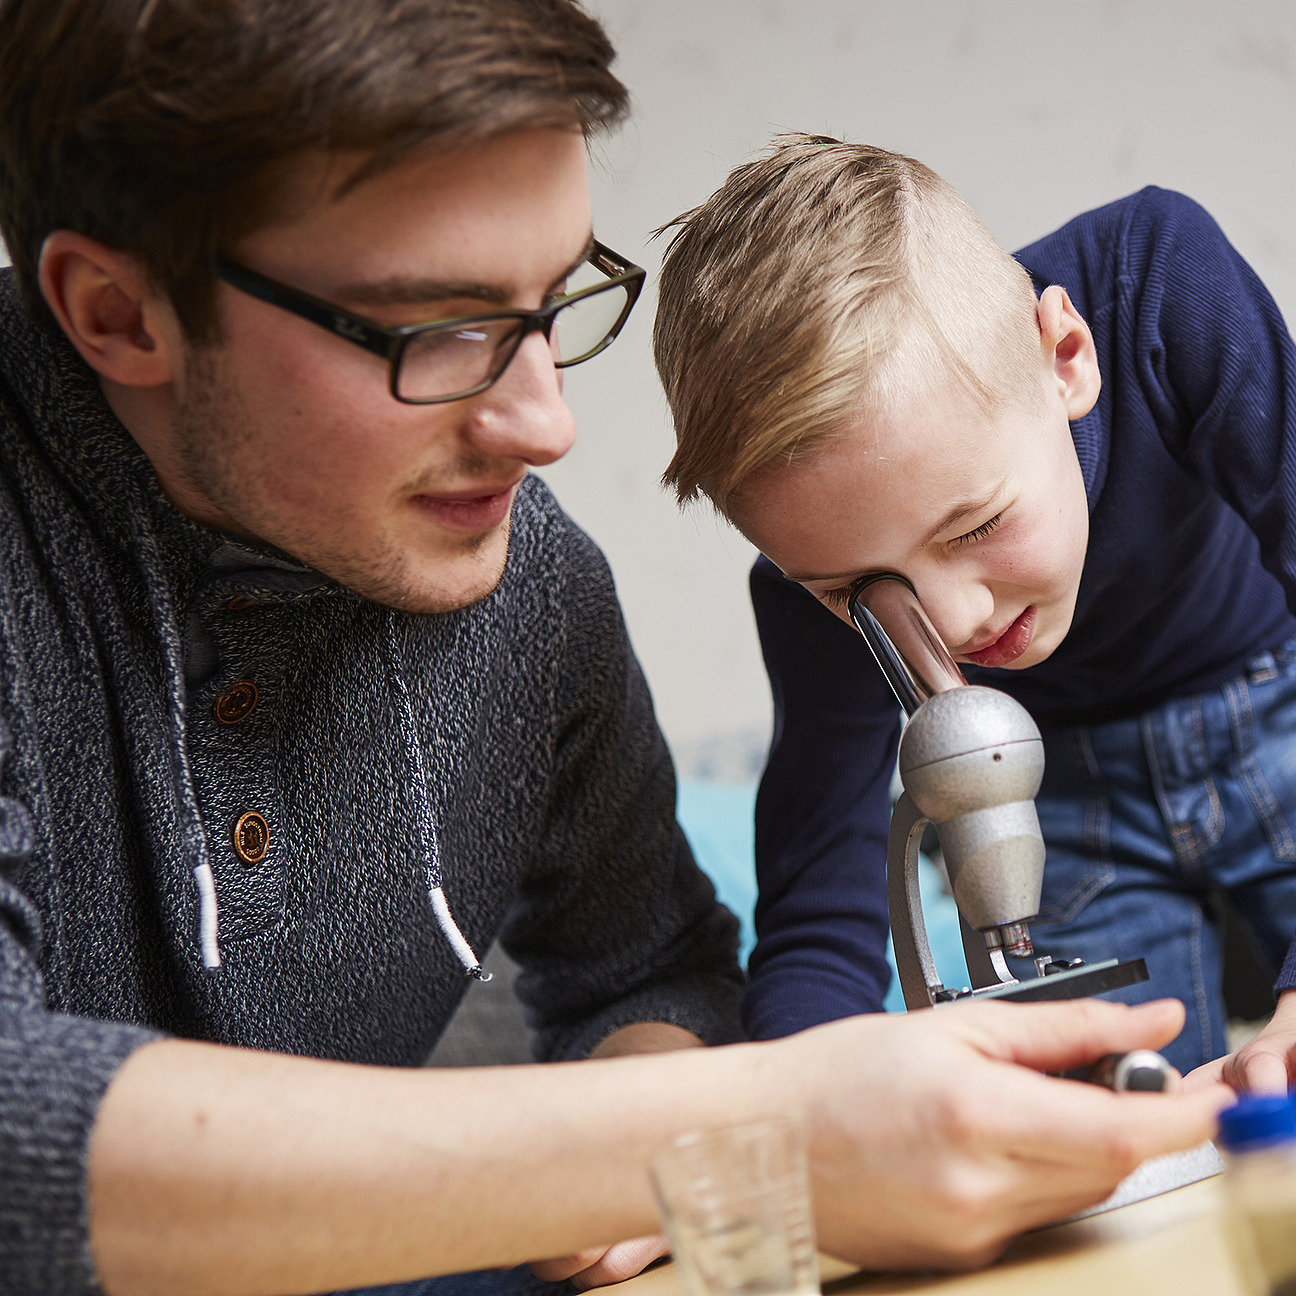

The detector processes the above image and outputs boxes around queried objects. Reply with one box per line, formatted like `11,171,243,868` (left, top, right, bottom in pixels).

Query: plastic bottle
1218,1092,1296,1295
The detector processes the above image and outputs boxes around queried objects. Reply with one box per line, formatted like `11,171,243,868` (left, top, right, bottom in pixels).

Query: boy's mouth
962,606,1037,668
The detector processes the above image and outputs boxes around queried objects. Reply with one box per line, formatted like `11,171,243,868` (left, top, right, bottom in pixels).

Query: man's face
168,128,590,612
734,360,1090,671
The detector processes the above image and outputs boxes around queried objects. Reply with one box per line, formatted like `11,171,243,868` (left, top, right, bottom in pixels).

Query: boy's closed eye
816,511,1007,608
821,583,858,610
949,510,1004,548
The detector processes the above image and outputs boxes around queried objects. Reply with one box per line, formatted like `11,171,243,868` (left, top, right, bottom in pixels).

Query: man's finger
955,997,1186,1073
956,1069,1231,1172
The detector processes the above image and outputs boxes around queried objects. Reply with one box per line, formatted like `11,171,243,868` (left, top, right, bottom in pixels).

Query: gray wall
551,0,1296,775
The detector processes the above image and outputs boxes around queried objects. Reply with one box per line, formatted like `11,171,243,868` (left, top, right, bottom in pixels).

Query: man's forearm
88,1036,766,1296
88,1001,1230,1296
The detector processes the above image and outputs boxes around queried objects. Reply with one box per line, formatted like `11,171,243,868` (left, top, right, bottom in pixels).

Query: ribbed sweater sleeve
742,558,900,1040
0,770,162,1295
503,515,744,1060
1124,190,1296,608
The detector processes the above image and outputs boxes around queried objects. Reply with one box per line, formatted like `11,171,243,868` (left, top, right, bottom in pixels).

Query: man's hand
1184,988,1296,1094
770,998,1231,1271
528,1022,700,1288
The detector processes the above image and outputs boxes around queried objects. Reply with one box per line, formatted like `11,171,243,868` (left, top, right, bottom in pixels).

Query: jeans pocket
1034,856,1117,928
1234,655,1296,861
1238,752,1296,862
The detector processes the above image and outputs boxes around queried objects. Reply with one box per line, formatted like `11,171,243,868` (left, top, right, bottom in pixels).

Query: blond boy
656,134,1296,1089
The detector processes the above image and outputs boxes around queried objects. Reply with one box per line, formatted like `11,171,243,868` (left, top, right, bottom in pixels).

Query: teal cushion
676,778,969,1011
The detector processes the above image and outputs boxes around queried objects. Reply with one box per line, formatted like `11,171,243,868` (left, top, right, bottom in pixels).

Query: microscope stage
952,956,1150,1004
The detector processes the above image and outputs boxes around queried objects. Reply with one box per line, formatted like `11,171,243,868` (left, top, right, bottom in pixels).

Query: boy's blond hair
655,135,1042,517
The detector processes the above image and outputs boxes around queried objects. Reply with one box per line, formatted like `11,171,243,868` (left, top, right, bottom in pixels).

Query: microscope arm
886,792,941,1010
887,790,1017,1008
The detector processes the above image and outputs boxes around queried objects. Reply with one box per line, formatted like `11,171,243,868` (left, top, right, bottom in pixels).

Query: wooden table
621,1177,1247,1296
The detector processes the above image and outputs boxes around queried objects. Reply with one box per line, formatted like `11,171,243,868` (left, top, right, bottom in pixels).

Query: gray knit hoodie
0,271,743,1293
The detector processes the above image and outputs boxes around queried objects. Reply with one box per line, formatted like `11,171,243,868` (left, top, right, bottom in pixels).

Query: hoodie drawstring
135,534,222,969
382,611,490,981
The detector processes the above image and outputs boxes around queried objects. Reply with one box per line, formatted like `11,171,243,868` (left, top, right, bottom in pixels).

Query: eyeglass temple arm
210,256,396,361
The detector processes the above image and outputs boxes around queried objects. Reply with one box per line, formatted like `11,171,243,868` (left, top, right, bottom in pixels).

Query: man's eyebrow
330,234,595,311
782,483,1007,584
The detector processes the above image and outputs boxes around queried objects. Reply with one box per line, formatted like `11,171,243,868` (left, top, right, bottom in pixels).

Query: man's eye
952,512,1004,547
820,583,856,609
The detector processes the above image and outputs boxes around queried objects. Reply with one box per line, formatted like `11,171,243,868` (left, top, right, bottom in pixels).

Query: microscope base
951,956,1149,1004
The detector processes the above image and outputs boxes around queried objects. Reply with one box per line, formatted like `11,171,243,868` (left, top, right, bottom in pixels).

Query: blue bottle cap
1218,1093,1296,1152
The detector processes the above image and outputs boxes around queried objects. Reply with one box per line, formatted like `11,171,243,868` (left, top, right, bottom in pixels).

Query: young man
0,13,1226,1296
655,134,1296,1087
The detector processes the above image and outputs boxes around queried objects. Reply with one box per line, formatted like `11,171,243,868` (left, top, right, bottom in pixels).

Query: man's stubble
170,346,511,615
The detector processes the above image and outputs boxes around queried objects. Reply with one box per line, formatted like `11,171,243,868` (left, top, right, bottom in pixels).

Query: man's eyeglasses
210,241,645,405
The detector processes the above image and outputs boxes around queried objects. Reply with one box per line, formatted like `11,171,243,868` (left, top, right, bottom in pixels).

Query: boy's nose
459,332,577,467
916,575,997,657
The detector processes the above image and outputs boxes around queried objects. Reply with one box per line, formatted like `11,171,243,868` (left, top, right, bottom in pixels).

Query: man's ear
1036,284,1100,420
37,231,182,388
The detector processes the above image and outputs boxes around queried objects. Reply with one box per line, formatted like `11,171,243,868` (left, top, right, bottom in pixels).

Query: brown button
232,811,270,864
226,595,257,611
213,679,258,725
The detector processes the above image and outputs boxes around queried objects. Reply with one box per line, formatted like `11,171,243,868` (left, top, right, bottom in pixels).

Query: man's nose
460,331,577,467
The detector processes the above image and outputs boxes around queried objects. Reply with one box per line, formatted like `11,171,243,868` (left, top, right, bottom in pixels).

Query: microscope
848,573,1149,1009
849,574,1224,1210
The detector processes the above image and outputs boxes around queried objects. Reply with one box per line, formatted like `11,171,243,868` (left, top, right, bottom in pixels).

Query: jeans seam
1227,673,1296,860
1169,777,1223,866
1039,863,1114,926
1225,675,1255,754
1193,698,1225,853
1075,727,1109,859
1188,902,1213,1068
1032,726,1114,926
1143,711,1219,867
1241,756,1296,861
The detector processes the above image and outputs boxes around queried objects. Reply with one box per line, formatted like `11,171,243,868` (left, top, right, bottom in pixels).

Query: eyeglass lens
395,262,631,402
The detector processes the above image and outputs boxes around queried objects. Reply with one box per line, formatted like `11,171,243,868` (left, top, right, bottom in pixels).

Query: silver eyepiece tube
847,574,966,716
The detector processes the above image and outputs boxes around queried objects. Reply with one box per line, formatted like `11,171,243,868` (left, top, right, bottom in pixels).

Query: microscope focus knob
898,686,1045,932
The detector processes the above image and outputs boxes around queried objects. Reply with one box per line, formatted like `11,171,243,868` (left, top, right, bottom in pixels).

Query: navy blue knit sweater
0,272,743,1293
747,188,1296,1040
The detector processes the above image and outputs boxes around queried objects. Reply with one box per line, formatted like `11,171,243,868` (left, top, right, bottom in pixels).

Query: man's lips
411,478,522,533
961,606,1037,668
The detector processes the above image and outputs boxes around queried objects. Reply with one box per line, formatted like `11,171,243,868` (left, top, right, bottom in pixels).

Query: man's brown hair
655,135,1040,518
0,0,628,339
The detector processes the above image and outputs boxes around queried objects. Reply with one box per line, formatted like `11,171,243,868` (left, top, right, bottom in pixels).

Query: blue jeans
1005,643,1296,1075
329,1265,577,1296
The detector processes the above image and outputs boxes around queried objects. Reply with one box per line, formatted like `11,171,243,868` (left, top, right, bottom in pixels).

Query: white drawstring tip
428,884,487,979
194,862,221,969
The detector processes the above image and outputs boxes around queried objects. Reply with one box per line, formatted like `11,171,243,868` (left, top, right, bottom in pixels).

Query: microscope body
848,577,1220,1210
889,685,1045,1008
850,575,1147,1009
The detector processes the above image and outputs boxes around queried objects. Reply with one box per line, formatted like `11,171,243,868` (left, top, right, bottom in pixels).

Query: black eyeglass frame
210,240,646,405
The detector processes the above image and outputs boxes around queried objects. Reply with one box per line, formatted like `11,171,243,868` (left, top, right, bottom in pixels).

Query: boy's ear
1037,284,1100,420
37,231,183,388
